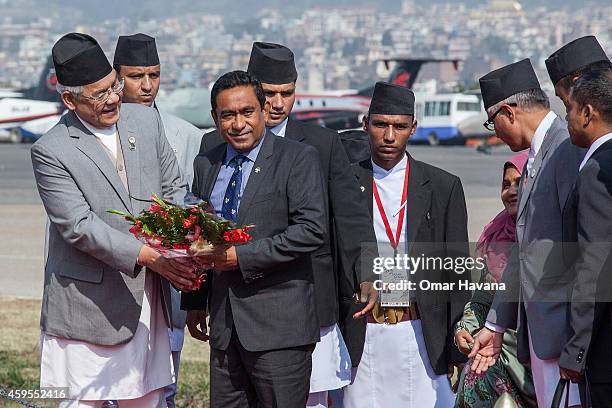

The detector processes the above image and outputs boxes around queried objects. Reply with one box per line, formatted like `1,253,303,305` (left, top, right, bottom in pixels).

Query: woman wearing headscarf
454,151,536,408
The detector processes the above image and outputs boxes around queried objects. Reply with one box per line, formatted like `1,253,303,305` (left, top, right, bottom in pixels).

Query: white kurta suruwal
343,154,455,408
40,117,174,408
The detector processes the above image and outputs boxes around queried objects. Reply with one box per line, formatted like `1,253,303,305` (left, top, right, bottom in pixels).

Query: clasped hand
467,327,503,375
192,246,238,271
138,245,199,291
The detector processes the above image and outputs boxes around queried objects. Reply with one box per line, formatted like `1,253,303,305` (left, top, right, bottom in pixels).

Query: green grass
0,297,210,407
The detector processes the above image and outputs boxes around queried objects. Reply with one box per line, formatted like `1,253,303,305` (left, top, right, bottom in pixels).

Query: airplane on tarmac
158,57,464,133
0,57,63,143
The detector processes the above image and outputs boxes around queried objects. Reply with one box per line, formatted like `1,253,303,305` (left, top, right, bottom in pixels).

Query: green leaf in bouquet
106,209,136,222
142,224,152,236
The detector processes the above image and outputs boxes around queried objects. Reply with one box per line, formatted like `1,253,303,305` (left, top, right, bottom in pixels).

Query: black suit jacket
200,120,376,327
338,129,371,163
560,139,612,382
341,155,470,373
182,133,325,352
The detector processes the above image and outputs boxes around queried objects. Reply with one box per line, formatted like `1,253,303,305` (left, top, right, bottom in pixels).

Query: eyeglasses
483,103,517,131
80,78,125,103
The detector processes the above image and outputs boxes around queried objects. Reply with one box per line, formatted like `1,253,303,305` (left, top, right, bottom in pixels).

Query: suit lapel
517,120,558,220
68,112,132,212
404,155,431,250
202,145,226,201
284,119,306,142
237,133,275,225
117,112,139,205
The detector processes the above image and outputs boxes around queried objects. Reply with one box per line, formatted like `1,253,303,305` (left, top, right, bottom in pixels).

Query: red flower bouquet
108,195,253,289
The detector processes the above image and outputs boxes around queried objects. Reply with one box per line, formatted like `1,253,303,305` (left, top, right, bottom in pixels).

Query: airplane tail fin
359,58,460,96
21,56,62,103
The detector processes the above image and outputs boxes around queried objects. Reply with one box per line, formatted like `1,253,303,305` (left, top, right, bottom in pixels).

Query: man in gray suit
113,33,203,408
113,33,203,186
182,71,326,407
470,59,585,407
32,33,196,407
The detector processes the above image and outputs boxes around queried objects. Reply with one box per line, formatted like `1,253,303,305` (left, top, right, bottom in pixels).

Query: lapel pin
360,186,365,192
128,136,136,150
254,167,261,173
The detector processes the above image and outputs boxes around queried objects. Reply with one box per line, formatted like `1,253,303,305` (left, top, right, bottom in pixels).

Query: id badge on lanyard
373,161,411,307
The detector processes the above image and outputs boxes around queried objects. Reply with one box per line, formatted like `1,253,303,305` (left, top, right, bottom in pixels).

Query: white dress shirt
526,111,557,176
270,117,288,137
579,132,612,171
371,154,409,252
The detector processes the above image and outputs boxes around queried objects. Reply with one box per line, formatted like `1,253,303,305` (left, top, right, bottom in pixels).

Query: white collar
75,113,117,138
579,132,612,171
270,118,288,137
372,153,408,180
530,111,557,157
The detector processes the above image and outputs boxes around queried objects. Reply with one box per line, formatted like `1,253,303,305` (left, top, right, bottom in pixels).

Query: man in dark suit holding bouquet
182,70,326,408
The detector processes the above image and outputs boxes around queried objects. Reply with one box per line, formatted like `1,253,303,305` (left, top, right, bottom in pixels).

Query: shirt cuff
485,321,506,334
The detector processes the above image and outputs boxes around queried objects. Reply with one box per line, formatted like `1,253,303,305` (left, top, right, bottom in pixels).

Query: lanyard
372,160,410,251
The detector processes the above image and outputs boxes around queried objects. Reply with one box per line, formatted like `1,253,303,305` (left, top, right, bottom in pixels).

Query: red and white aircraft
0,57,63,142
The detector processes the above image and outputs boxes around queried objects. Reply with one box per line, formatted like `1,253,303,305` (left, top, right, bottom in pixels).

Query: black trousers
580,381,612,408
210,331,314,408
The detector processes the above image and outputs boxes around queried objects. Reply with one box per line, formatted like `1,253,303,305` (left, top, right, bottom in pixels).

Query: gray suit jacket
158,109,203,331
159,109,203,188
488,116,585,362
31,104,187,346
182,133,325,352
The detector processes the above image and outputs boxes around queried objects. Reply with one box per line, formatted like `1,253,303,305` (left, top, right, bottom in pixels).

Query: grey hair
56,82,84,95
486,88,550,116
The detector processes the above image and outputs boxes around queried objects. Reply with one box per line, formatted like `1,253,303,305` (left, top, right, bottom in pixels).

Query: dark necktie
221,154,246,222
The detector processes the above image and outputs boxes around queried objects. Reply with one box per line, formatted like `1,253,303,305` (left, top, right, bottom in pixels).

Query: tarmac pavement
0,143,514,298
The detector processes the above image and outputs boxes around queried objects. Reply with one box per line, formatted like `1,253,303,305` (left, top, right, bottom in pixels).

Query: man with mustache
199,42,377,407
113,33,203,186
182,70,326,407
113,33,204,408
33,32,194,407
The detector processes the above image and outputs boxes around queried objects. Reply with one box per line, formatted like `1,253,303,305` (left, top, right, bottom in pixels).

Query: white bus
413,93,485,145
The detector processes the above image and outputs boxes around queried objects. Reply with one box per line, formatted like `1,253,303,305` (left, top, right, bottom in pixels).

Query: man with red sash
342,82,469,407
